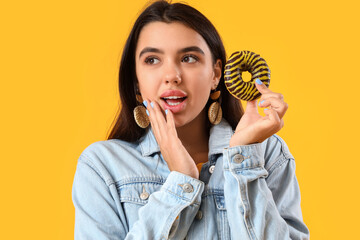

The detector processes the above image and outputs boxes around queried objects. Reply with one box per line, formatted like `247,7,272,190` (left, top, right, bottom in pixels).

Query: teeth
163,96,184,99
162,96,186,106
167,101,181,106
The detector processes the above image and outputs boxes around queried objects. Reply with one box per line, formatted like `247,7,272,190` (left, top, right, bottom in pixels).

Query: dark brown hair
107,0,243,142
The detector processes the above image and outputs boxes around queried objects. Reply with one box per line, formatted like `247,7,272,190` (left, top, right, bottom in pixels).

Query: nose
163,61,181,85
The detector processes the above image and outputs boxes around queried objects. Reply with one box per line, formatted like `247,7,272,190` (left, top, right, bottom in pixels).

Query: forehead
136,21,210,54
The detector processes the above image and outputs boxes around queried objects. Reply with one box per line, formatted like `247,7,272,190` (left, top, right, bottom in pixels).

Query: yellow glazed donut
224,50,270,101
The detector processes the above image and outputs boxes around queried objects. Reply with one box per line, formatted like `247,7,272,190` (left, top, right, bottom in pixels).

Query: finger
259,92,284,102
255,78,273,95
258,97,288,119
150,101,166,124
263,108,282,130
245,100,259,114
144,99,163,142
149,100,168,136
165,109,178,136
144,99,158,127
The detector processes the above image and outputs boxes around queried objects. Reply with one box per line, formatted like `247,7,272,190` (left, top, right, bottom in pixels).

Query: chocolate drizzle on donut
224,51,270,101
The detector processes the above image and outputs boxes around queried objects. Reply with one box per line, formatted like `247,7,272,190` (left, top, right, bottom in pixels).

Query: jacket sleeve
72,154,204,240
222,136,310,240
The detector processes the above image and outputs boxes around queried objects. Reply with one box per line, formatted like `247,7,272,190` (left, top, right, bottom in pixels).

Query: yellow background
1,0,359,239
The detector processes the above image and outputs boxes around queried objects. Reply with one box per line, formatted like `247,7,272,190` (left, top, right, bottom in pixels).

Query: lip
160,89,188,113
160,97,187,113
160,89,187,98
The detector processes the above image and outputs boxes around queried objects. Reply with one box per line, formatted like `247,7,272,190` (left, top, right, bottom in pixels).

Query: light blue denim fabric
72,118,310,240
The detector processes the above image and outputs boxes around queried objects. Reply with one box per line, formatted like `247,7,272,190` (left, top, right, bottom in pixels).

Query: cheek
190,68,213,90
137,72,148,89
136,66,157,98
188,74,212,104
138,82,157,99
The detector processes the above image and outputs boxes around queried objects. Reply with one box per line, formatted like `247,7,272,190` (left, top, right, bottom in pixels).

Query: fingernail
143,100,148,108
165,109,168,115
259,100,265,106
255,78,263,85
264,108,268,111
150,102,154,108
146,109,149,116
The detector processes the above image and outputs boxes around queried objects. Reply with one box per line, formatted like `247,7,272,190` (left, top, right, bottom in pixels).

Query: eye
144,57,160,65
182,54,198,63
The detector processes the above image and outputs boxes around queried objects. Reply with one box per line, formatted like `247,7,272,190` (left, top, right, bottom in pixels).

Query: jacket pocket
116,178,165,229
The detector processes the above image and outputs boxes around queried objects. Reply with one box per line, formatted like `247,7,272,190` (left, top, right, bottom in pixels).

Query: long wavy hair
107,0,244,142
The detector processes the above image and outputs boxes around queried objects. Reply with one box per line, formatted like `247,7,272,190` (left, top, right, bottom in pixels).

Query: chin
173,119,188,128
173,113,200,129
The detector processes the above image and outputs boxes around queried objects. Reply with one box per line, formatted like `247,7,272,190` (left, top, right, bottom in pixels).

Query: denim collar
139,118,234,157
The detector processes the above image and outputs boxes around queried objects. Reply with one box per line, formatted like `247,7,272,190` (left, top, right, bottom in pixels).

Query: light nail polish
165,109,168,115
259,100,265,106
255,78,263,85
143,100,148,108
146,110,149,116
150,102,154,108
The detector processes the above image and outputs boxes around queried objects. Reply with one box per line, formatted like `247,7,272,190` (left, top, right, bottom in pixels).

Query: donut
224,50,270,101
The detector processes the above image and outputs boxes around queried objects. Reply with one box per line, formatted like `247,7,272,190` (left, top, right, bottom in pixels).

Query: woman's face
135,21,221,127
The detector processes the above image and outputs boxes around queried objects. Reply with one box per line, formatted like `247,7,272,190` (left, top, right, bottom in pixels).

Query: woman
72,1,310,239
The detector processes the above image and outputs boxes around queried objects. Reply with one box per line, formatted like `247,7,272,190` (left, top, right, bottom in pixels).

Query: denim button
182,183,194,193
196,210,203,220
140,184,149,200
209,165,215,174
140,192,149,200
233,154,245,163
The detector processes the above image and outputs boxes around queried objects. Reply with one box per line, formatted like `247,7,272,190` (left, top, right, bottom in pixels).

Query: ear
212,59,222,90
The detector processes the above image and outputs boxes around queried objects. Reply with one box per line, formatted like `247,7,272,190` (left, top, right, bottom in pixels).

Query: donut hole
241,71,252,82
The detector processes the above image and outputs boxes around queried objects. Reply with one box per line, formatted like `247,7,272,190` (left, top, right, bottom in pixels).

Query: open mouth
161,96,187,106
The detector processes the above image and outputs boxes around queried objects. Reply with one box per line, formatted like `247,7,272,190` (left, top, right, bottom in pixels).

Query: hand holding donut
143,99,199,179
229,79,288,147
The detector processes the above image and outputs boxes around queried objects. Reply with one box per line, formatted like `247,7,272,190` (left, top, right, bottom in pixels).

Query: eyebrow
138,46,205,59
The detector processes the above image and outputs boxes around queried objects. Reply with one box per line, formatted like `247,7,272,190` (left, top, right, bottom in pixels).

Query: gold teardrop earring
208,87,222,125
133,90,150,128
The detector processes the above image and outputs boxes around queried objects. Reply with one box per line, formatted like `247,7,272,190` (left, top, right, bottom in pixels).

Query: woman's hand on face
144,100,199,179
229,81,288,147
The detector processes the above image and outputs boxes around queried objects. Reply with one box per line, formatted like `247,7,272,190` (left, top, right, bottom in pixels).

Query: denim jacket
72,119,310,240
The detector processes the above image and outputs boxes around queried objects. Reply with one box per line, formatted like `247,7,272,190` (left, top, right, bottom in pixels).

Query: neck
176,109,210,156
